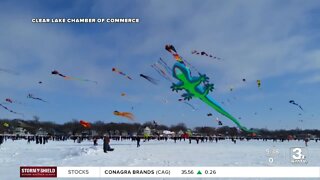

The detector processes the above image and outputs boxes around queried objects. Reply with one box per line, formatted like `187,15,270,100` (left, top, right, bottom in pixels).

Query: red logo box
20,166,57,178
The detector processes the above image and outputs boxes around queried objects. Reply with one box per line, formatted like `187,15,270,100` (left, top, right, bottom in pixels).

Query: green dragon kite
171,62,255,133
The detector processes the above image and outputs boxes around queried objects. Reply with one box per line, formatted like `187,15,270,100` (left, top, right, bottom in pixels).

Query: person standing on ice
93,137,98,146
39,136,43,144
304,138,309,147
103,135,113,153
0,135,3,146
136,136,141,147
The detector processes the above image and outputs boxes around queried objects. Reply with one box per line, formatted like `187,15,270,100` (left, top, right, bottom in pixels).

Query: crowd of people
0,134,318,152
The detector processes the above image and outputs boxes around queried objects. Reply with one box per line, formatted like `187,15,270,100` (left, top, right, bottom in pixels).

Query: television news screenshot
0,0,320,179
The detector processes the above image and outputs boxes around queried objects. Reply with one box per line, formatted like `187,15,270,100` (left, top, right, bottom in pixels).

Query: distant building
91,130,98,136
36,128,48,136
121,131,128,136
81,130,98,137
130,132,138,136
162,130,175,137
14,127,30,136
109,130,114,136
81,130,90,137
114,130,120,136
144,127,151,136
50,129,65,136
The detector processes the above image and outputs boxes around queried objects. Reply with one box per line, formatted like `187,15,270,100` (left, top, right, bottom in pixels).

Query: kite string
158,58,172,74
151,64,174,83
180,56,200,74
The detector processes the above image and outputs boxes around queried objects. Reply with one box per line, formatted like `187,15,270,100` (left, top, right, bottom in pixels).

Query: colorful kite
289,100,303,111
215,118,223,126
5,98,12,103
191,50,222,60
0,103,24,116
5,98,25,105
51,70,66,78
3,122,9,127
165,45,200,74
80,120,91,128
170,61,255,133
112,68,132,80
27,94,46,102
113,111,134,120
140,74,158,85
257,80,261,88
165,44,185,64
51,70,98,84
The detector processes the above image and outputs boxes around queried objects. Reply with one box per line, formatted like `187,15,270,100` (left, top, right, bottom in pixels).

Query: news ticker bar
20,166,320,178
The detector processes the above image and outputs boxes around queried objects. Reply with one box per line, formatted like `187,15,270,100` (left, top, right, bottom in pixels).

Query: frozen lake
0,139,319,179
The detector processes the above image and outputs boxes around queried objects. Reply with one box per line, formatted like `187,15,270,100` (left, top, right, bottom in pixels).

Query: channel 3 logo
290,147,308,164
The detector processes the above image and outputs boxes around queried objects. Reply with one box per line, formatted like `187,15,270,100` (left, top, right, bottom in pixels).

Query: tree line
0,117,319,138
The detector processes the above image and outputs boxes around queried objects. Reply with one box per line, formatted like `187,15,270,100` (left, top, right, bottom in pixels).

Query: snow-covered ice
0,139,319,179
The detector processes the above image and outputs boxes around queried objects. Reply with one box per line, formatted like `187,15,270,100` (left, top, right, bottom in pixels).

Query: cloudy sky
0,0,320,130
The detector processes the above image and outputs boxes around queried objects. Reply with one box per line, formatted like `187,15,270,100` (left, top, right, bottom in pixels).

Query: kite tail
183,102,196,111
127,115,134,120
155,62,174,81
123,113,134,120
127,76,132,80
158,58,172,74
143,75,158,85
63,76,72,80
151,64,173,83
0,103,24,116
202,96,256,133
64,76,98,84
118,72,132,80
